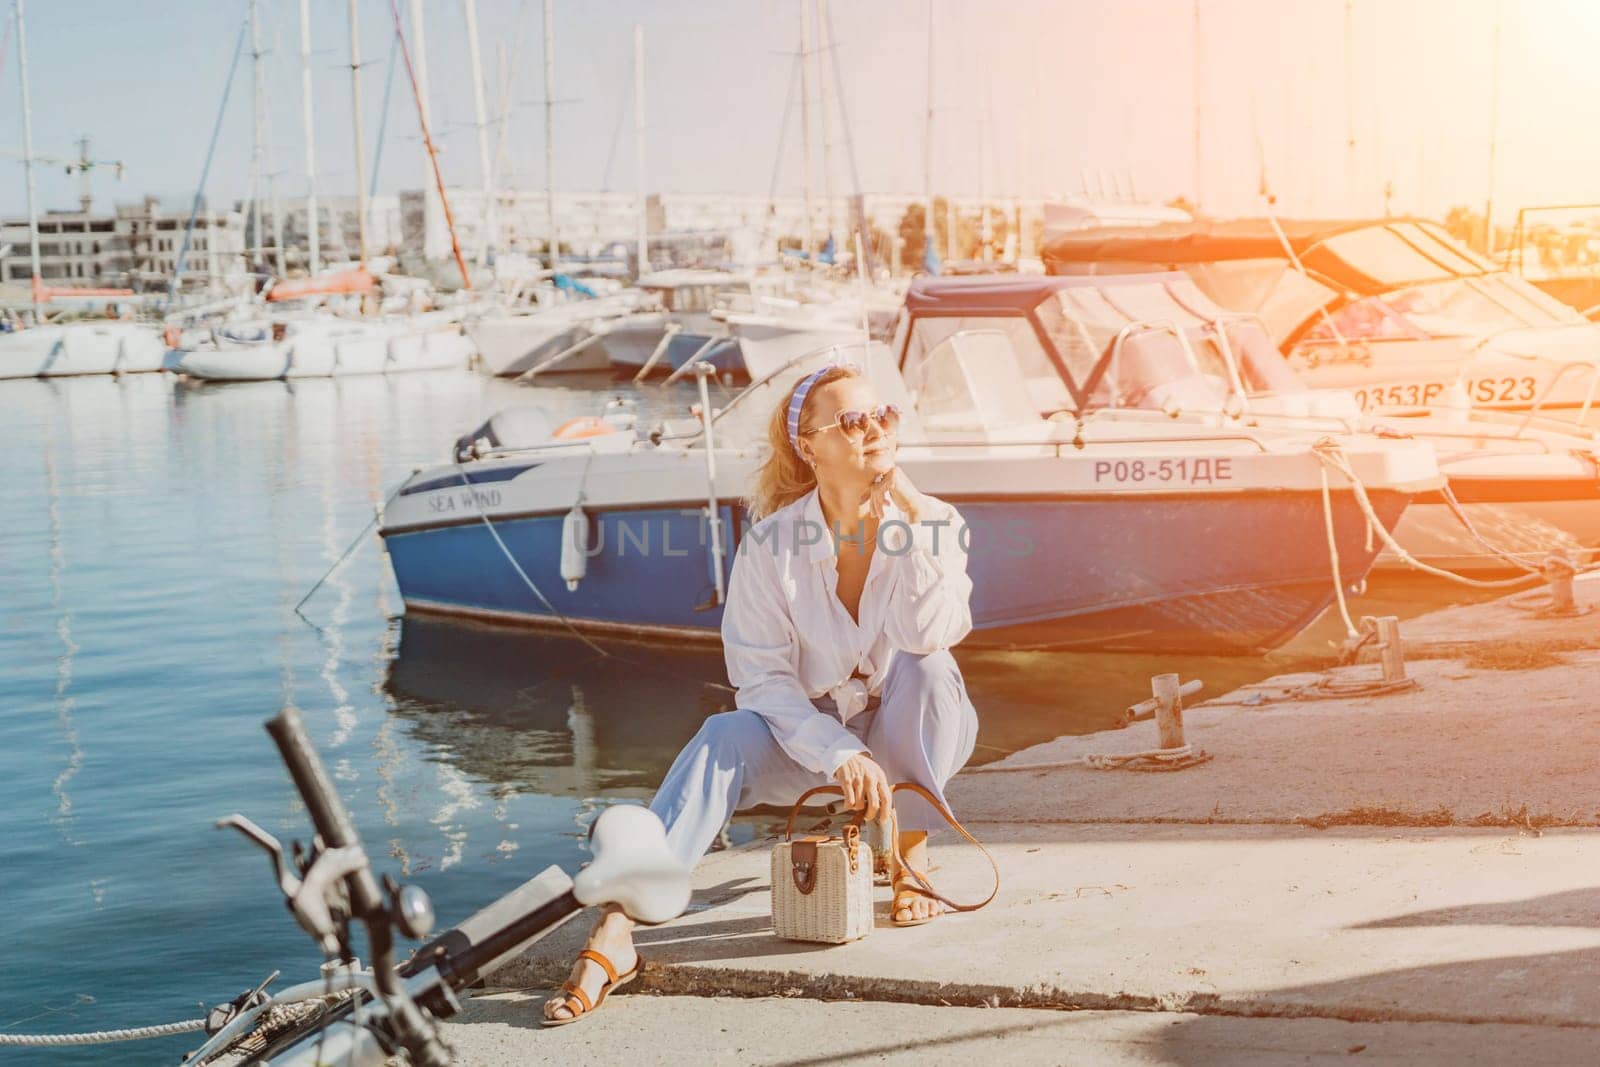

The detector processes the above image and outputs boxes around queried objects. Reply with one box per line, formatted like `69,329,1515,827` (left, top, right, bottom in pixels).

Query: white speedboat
893,271,1600,575
1044,217,1600,418
0,322,166,379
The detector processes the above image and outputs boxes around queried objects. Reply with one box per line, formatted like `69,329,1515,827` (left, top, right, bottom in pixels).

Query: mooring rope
455,467,609,656
1311,438,1545,591
967,744,1213,775
0,1017,205,1047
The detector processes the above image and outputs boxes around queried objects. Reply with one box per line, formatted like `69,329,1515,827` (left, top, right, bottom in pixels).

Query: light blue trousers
648,650,979,871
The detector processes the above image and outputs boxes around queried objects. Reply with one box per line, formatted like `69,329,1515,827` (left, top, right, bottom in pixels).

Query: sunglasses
799,403,902,440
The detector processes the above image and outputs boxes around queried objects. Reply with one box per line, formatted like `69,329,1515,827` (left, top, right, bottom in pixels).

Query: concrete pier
443,573,1600,1064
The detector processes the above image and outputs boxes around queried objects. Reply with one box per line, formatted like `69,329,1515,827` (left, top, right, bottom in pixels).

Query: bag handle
784,784,883,840
782,782,999,914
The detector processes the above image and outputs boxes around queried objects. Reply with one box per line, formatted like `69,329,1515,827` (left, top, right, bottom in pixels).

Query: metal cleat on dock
1086,675,1213,773
1538,550,1590,618
1123,675,1203,726
1362,615,1408,685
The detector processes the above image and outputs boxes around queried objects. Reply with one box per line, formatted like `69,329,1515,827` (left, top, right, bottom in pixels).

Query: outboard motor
452,399,640,463
453,406,562,462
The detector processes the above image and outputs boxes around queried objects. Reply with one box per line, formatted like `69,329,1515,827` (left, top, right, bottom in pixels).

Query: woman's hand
832,753,892,820
864,467,927,525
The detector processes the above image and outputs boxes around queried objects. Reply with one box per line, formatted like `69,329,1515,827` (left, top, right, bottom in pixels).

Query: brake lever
217,814,301,901
217,813,367,956
289,845,367,955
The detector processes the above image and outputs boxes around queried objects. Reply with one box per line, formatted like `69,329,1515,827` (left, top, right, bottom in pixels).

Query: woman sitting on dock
543,362,980,1026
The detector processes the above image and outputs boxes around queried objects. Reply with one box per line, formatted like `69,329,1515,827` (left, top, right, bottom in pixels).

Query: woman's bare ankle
588,907,637,960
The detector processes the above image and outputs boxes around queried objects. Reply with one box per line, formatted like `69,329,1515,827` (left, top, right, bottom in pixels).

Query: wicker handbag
771,783,999,944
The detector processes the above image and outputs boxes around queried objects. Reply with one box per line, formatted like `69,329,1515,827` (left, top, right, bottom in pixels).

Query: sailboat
172,0,476,382
0,0,164,379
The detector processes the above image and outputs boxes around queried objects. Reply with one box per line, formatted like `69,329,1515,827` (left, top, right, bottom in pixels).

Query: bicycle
183,705,690,1065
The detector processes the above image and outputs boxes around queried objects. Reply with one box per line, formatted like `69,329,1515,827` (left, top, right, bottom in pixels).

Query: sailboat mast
1483,0,1502,256
249,0,265,273
15,0,42,318
922,0,934,268
797,0,816,260
387,0,471,288
463,0,494,266
1343,0,1355,209
633,22,647,277
543,0,559,274
1193,0,1203,209
349,0,370,272
978,67,990,261
407,0,445,261
299,0,320,274
817,0,836,249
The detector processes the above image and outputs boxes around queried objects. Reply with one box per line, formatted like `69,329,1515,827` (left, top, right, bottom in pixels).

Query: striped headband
785,364,839,453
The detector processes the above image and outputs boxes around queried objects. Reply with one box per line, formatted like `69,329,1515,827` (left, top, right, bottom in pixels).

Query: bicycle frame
192,711,687,1065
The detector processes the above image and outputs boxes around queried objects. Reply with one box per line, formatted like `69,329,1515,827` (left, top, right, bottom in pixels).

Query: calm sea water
0,368,1475,1064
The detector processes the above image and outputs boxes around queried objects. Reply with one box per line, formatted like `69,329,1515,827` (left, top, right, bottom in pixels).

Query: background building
0,195,246,292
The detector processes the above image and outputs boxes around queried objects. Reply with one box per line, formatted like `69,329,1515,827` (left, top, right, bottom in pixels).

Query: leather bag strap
783,782,998,912
887,782,1000,914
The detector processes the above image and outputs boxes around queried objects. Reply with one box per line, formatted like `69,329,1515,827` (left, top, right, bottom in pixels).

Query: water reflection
386,618,734,799
385,613,1319,799
46,431,83,846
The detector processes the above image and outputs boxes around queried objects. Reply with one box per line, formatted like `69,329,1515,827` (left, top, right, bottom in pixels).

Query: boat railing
1100,318,1240,413
1458,402,1600,444
915,431,1275,457
1510,358,1600,435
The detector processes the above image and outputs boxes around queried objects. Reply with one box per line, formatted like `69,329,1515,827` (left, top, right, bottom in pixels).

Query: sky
2,0,1598,227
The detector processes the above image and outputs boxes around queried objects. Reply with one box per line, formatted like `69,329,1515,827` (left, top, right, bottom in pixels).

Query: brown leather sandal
890,875,943,928
540,948,642,1028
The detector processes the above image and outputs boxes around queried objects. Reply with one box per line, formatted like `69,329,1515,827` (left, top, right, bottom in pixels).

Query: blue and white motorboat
892,272,1600,575
378,328,1442,654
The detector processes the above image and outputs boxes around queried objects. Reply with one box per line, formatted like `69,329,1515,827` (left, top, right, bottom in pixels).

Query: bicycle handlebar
265,705,384,916
208,714,690,1067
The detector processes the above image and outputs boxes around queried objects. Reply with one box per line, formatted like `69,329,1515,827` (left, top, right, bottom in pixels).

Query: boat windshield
1031,285,1307,410
917,330,1042,431
708,341,915,447
1301,275,1583,343
1085,326,1233,411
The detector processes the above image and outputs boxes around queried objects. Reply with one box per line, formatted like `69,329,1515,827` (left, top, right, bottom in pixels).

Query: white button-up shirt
721,487,973,775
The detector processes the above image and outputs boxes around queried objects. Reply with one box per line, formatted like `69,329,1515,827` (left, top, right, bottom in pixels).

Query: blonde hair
747,364,860,519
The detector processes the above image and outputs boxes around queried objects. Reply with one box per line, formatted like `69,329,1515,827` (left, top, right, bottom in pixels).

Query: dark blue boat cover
904,271,1195,315
1041,217,1493,296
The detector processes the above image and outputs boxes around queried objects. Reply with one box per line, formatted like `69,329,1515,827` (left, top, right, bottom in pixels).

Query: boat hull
732,320,868,381
178,323,474,380
468,317,607,376
1380,476,1600,574
383,488,1410,655
0,324,166,378
600,320,744,376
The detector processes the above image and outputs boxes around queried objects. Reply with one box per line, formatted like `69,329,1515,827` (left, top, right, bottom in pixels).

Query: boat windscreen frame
896,304,1088,413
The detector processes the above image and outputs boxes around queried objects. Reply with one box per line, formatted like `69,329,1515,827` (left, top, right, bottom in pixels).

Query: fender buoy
552,415,615,440
163,324,182,349
561,504,589,591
